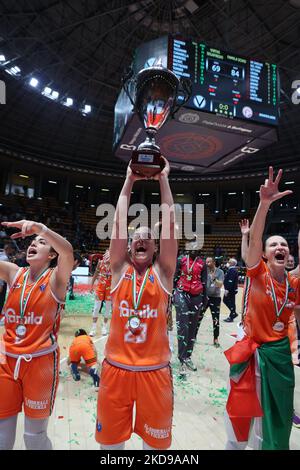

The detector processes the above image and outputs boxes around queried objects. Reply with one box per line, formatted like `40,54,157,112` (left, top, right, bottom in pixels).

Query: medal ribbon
19,267,50,321
268,273,289,320
186,255,197,274
132,267,150,311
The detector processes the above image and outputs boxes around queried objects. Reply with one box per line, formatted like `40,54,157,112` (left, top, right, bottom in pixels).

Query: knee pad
93,300,103,317
70,363,80,381
104,300,111,318
100,441,125,450
143,440,163,450
24,430,52,450
0,416,18,450
89,367,100,387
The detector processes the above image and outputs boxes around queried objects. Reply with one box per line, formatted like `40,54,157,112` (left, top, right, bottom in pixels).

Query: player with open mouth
0,219,73,450
224,167,300,450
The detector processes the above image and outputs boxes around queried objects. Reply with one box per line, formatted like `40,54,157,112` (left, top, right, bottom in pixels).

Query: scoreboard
113,36,279,173
169,37,279,126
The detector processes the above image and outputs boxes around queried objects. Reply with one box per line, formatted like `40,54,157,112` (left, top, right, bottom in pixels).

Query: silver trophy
122,60,191,177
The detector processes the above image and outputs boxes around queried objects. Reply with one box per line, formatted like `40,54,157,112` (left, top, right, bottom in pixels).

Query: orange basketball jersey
95,261,111,301
243,260,300,344
69,335,97,367
2,267,63,355
105,265,171,370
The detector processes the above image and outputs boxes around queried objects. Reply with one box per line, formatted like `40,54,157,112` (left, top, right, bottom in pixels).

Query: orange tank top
105,265,171,370
2,267,63,355
95,261,111,295
243,260,300,344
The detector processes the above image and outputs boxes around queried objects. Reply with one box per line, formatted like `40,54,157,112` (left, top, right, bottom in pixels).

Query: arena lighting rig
0,55,91,116
114,36,280,174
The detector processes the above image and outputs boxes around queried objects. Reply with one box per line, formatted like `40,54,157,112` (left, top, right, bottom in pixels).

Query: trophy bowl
123,61,191,177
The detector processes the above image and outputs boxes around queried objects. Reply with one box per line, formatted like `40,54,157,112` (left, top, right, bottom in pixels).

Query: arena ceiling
0,0,300,178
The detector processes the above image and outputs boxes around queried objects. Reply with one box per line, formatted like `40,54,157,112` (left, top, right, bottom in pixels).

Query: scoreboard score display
114,36,279,173
169,38,279,126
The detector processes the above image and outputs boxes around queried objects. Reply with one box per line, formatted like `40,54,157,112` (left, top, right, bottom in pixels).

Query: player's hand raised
259,167,292,205
2,220,46,239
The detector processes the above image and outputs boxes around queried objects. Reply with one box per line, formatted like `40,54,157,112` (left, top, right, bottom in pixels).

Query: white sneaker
101,326,108,336
89,328,96,337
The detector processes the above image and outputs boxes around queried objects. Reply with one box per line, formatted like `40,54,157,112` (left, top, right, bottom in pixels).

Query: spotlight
5,66,21,76
63,97,73,107
42,86,52,96
42,87,59,100
29,77,39,88
81,104,91,115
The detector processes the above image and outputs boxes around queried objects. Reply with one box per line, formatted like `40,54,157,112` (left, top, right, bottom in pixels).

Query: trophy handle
171,78,192,117
121,67,135,108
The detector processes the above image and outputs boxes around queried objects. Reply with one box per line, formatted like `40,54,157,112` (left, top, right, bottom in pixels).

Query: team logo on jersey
149,274,154,283
40,284,46,292
4,308,43,325
144,424,170,439
96,421,102,432
25,398,48,410
119,300,158,318
124,273,133,280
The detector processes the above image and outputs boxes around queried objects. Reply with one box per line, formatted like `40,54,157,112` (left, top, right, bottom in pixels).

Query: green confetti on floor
65,293,94,316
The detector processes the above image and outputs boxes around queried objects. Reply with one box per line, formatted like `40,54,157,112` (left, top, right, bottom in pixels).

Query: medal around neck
128,315,141,334
16,324,27,338
272,321,285,332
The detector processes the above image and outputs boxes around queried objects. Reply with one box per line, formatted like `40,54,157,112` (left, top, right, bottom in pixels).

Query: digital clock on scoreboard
114,35,279,173
168,37,279,126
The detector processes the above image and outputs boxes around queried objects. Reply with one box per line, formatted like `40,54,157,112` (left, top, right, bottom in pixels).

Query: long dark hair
49,247,58,268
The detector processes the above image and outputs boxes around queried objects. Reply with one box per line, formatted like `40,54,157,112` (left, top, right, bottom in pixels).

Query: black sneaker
70,365,80,381
232,313,238,320
184,358,197,371
223,317,234,322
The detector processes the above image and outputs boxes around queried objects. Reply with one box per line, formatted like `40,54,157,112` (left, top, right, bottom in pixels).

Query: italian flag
224,336,294,450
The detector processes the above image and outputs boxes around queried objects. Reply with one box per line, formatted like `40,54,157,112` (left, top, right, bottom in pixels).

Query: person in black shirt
223,258,239,322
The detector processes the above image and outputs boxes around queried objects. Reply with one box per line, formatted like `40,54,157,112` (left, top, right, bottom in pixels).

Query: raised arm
239,219,250,264
155,158,177,290
109,165,145,276
247,167,292,268
2,220,74,300
0,260,19,287
90,259,102,290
